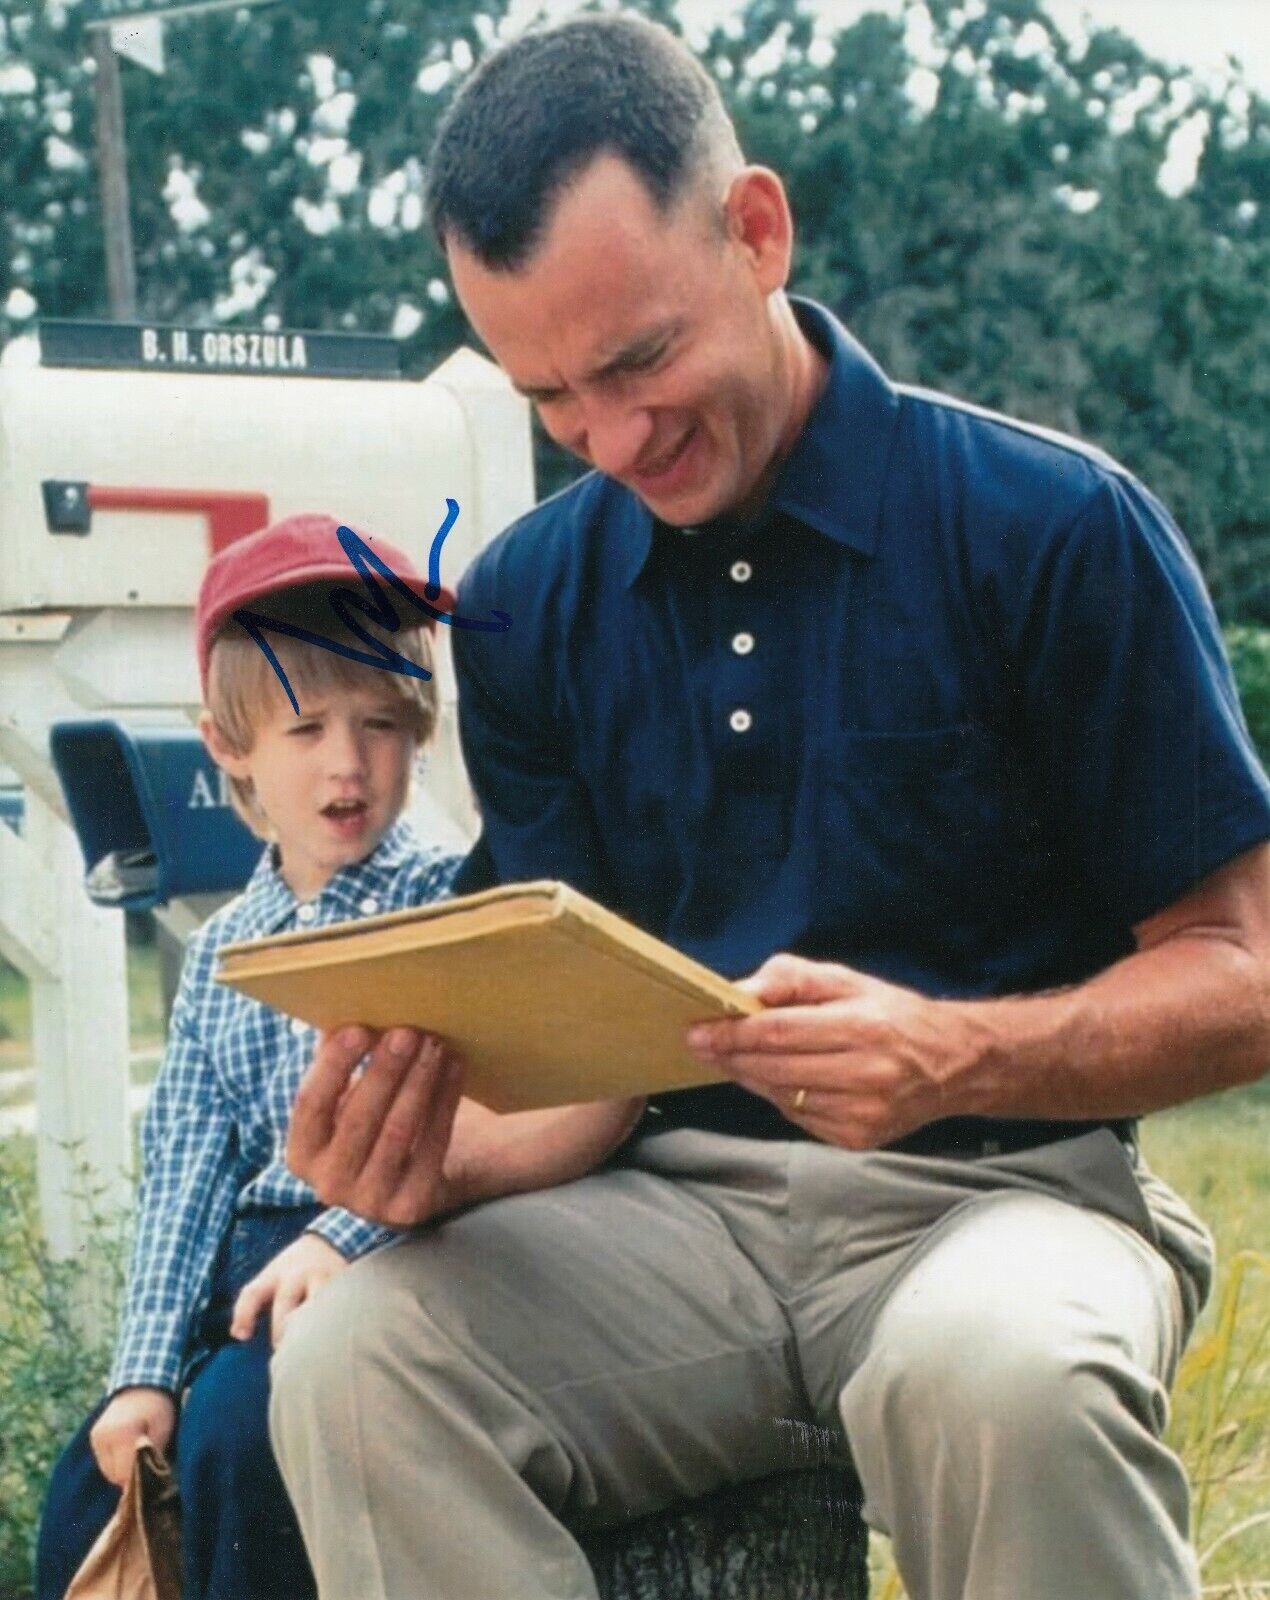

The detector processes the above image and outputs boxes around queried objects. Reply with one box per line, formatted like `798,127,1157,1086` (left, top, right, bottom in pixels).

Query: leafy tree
0,0,1266,620
712,0,1269,620
0,1,497,354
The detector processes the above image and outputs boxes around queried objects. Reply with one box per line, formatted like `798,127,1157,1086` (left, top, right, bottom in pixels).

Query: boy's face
203,679,415,900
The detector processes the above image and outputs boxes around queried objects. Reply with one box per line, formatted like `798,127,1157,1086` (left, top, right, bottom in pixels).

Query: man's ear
198,710,251,782
722,167,794,296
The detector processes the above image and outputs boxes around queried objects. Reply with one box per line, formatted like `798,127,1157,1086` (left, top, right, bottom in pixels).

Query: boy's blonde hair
204,580,439,839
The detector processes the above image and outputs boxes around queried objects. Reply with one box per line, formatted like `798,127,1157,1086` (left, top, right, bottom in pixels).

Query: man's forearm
694,846,1270,1150
947,930,1270,1121
445,1095,646,1209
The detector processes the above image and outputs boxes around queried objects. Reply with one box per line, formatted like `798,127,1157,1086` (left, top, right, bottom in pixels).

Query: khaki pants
269,1127,1212,1600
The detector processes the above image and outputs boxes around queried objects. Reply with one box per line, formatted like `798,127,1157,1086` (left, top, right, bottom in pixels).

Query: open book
215,881,760,1111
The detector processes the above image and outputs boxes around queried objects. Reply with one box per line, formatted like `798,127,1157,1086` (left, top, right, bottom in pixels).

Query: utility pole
90,28,138,320
85,1,276,319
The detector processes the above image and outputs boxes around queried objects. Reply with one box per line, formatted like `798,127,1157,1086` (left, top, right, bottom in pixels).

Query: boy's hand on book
230,1233,347,1347
287,1024,466,1227
90,1387,176,1489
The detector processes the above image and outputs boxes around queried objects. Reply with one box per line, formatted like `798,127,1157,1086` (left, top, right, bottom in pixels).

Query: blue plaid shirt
109,817,461,1396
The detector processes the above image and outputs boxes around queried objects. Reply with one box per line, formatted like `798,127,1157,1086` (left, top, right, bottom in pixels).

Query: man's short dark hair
425,13,741,269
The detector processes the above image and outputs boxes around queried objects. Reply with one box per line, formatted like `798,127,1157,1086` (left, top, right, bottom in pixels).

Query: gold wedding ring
792,1087,808,1113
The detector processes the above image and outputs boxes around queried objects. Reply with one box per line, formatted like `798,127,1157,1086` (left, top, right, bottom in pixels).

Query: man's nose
578,400,655,481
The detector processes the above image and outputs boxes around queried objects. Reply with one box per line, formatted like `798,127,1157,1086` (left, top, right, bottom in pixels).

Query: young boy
35,513,464,1600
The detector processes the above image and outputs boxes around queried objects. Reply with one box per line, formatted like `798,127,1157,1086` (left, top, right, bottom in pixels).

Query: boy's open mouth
321,798,368,820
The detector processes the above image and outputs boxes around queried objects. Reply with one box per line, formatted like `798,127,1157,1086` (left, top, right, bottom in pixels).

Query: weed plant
0,1138,130,1600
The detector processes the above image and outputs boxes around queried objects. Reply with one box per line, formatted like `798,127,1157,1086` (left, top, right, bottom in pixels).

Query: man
268,16,1270,1600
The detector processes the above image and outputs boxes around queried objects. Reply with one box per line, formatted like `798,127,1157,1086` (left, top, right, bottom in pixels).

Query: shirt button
296,903,316,924
359,896,379,915
731,631,755,656
729,708,753,734
729,560,752,583
290,1017,308,1036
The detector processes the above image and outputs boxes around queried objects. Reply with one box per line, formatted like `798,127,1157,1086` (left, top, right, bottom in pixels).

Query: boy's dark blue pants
35,1205,324,1600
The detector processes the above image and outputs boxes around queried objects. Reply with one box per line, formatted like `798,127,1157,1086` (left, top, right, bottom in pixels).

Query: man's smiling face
446,155,801,527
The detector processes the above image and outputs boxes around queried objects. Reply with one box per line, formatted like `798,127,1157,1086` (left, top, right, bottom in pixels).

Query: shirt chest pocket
817,723,1007,951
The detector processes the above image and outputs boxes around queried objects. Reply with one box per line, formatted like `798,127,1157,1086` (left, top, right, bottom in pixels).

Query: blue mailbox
50,720,261,910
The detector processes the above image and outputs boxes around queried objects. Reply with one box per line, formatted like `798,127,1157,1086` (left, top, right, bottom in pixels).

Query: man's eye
367,716,401,731
621,341,671,378
289,721,320,735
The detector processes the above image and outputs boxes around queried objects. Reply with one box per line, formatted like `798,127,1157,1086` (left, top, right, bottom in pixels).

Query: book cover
216,881,760,1111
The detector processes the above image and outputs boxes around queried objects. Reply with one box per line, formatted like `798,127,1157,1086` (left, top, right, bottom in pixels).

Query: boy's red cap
195,513,453,694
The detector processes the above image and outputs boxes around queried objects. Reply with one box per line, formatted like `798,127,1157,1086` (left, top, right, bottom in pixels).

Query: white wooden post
25,787,133,1261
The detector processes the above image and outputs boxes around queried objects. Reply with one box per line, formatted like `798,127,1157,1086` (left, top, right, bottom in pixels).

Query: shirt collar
320,815,420,921
233,815,420,936
767,298,900,557
620,296,901,588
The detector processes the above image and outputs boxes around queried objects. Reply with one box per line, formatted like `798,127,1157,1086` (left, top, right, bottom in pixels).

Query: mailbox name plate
83,0,274,26
38,319,402,380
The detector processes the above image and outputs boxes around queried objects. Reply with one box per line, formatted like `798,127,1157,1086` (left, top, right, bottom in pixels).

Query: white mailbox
0,344,521,617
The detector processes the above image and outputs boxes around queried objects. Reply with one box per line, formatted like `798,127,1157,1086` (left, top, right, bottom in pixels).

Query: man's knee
267,1242,467,1457
269,1254,390,1431
848,1287,1173,1467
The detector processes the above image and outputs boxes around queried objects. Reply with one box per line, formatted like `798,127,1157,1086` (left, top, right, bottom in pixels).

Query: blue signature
232,499,511,714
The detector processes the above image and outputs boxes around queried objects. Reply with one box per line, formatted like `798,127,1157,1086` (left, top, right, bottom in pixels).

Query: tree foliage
1,0,1267,619
718,0,1269,620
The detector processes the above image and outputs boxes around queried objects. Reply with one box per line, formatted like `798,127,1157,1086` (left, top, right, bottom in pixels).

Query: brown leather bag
65,1441,181,1600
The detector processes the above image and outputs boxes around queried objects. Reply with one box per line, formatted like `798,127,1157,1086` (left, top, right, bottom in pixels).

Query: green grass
125,943,167,1055
0,942,164,1080
0,957,30,1054
1144,1086,1270,1594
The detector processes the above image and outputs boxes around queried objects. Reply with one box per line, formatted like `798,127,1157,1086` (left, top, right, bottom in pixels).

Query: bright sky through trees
675,0,1270,94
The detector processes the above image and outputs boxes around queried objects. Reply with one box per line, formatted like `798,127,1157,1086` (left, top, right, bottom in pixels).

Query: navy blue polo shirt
452,298,1270,1149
